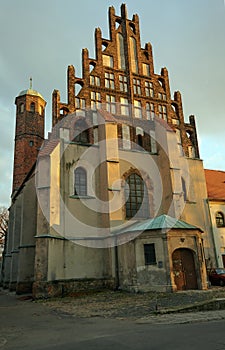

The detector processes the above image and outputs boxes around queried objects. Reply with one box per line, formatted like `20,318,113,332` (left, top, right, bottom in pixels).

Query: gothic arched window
130,37,138,73
117,33,126,70
74,167,87,196
216,212,225,228
125,173,149,219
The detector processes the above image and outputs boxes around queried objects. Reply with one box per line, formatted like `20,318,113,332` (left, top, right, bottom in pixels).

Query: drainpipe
113,233,120,290
114,243,120,290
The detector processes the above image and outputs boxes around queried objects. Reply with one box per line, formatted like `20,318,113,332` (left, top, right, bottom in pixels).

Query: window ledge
69,141,99,148
108,188,120,192
119,148,158,155
107,159,119,163
69,195,95,199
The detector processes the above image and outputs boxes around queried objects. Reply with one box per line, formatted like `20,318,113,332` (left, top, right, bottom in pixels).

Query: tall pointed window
74,167,87,196
130,37,138,73
125,173,149,219
117,33,126,70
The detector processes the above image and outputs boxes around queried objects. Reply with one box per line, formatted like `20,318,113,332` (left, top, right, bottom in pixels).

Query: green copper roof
18,89,45,100
117,214,202,234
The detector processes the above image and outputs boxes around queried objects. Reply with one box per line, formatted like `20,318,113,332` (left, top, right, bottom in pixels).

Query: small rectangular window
172,118,180,125
158,104,167,121
90,76,100,86
20,103,24,113
144,244,156,265
30,102,35,113
105,72,115,89
91,92,101,110
134,100,142,119
76,98,86,110
158,92,166,100
106,95,116,114
133,78,141,95
145,81,154,97
103,55,114,68
146,103,155,120
120,97,129,116
175,129,181,144
150,130,157,153
119,75,128,92
122,124,131,150
188,146,196,158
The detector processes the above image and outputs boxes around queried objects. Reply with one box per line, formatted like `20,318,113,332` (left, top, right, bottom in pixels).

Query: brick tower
12,84,46,194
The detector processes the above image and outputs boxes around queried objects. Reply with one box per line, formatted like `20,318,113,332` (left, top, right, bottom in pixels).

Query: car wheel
219,280,225,287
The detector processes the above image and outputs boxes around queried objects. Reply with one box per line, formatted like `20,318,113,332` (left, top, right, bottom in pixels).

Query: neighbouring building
205,170,225,268
2,4,217,297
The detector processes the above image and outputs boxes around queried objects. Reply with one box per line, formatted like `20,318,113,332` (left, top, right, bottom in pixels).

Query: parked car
208,268,225,286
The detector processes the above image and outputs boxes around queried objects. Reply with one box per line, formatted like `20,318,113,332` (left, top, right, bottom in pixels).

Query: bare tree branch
0,207,9,241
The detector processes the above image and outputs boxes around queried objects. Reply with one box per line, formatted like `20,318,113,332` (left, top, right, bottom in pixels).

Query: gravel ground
40,287,225,320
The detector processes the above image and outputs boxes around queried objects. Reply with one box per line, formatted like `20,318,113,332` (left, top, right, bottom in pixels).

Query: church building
2,4,216,297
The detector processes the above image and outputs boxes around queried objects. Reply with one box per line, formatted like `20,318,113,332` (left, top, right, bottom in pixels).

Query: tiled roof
38,139,59,157
115,214,201,234
205,169,225,200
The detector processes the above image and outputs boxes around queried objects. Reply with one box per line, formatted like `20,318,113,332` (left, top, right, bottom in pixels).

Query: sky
0,0,225,208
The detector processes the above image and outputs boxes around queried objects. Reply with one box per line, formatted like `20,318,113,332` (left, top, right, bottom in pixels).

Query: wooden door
222,255,225,268
172,248,198,290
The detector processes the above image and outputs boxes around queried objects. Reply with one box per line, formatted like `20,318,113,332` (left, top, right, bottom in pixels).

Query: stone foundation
16,281,33,295
32,278,116,299
9,281,17,291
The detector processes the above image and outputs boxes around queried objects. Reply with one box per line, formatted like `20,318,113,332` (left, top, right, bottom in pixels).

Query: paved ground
42,287,225,320
2,288,225,349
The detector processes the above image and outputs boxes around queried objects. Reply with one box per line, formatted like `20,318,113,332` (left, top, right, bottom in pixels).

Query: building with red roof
205,169,225,267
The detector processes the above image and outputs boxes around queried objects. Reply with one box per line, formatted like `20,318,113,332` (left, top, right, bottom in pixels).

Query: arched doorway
172,248,198,291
